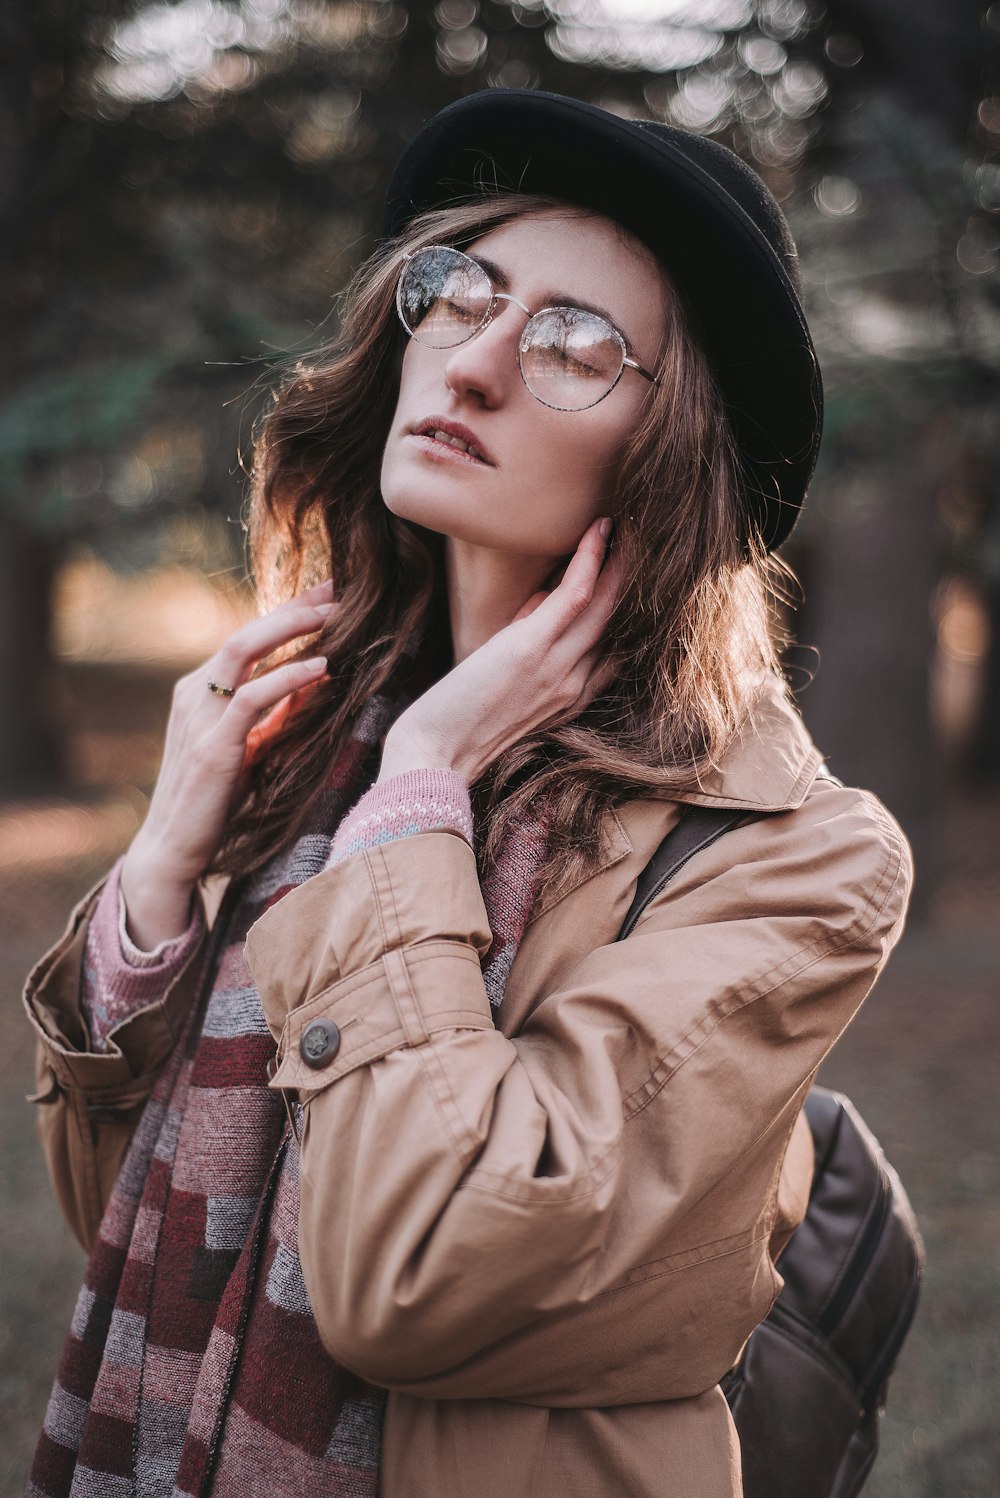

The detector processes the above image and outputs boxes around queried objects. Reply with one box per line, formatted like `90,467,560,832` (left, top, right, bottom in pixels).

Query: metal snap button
299,1017,341,1069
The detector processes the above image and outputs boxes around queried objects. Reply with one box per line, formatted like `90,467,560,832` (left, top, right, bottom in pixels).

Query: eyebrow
470,251,639,357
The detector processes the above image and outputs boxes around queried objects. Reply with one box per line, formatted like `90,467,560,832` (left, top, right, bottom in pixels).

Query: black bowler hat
382,89,822,553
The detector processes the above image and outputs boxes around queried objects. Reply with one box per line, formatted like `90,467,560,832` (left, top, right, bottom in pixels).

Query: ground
1,657,997,1497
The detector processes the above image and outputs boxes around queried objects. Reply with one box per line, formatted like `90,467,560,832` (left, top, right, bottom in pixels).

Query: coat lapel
499,801,682,1037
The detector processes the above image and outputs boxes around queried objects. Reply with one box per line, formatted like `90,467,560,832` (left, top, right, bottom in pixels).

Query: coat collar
669,671,822,814
529,673,821,925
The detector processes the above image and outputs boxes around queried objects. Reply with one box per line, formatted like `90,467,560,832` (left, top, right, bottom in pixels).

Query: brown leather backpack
618,802,925,1498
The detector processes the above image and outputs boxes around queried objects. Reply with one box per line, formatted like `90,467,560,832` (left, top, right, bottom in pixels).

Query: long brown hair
217,192,787,886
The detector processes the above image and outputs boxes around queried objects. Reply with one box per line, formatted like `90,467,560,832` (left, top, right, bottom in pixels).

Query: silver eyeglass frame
395,244,660,412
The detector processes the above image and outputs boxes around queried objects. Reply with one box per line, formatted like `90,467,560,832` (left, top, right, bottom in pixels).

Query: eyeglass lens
397,246,627,411
398,247,493,349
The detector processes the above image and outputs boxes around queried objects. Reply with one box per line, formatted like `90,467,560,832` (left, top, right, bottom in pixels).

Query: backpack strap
616,806,759,940
617,764,838,942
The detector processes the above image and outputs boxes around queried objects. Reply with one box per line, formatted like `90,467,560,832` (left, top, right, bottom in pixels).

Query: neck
444,537,558,664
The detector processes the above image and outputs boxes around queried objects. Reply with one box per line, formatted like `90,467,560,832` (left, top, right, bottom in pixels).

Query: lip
409,416,496,467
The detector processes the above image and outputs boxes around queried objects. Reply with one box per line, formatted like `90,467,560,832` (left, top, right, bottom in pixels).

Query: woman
24,91,912,1498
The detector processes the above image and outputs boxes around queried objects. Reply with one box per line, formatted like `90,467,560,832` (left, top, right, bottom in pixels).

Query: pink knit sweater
83,769,540,1047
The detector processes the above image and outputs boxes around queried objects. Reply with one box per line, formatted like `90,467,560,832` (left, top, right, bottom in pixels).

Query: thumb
511,590,550,624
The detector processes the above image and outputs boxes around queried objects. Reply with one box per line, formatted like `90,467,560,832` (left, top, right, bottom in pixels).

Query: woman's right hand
119,579,335,950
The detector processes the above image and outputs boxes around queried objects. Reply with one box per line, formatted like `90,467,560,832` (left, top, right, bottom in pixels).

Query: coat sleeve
23,878,213,1250
246,785,912,1407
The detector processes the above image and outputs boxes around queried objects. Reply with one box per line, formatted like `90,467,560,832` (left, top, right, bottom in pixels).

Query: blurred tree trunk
0,1,62,795
972,581,1000,778
801,411,944,912
825,0,986,139
0,515,60,793
802,0,993,908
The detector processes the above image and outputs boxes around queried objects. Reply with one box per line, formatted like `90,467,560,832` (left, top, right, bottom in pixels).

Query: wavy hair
216,192,789,886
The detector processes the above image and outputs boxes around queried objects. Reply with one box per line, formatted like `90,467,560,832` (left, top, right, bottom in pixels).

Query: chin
384,494,511,550
380,464,490,546
382,482,462,536
380,462,586,557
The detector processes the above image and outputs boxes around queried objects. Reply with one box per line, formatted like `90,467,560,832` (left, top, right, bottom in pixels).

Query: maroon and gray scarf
27,691,548,1498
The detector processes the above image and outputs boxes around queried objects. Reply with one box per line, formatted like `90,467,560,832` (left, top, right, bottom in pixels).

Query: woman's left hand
378,516,621,784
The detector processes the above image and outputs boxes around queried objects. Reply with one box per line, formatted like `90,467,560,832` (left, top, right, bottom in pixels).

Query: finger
212,601,336,684
588,542,626,616
289,577,335,608
542,526,623,656
207,580,335,685
568,536,624,637
558,516,610,614
222,656,329,730
523,518,609,638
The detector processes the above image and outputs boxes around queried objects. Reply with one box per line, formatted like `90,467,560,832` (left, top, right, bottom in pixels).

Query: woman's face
380,208,670,560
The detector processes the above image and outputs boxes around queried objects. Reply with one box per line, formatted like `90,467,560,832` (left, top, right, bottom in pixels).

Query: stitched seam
407,945,484,971
379,841,403,951
759,1317,859,1397
624,937,874,1124
623,813,905,1121
674,747,822,811
632,794,900,958
288,1004,492,1088
384,948,429,1047
414,1034,477,1157
760,1080,813,1240
463,1139,621,1204
588,1228,773,1304
622,1223,760,1277
364,846,392,953
283,943,484,1024
70,1089,104,1241
532,810,631,921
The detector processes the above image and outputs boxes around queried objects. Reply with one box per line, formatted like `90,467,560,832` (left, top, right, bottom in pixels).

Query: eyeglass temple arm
624,356,659,385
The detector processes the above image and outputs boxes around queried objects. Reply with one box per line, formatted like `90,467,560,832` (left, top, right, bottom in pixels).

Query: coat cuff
24,877,209,1098
245,831,494,1088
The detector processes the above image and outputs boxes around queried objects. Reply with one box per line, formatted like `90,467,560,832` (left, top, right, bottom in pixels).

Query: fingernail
314,602,334,616
305,656,328,672
599,517,612,541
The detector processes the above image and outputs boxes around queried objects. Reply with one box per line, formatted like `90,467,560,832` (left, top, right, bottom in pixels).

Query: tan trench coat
24,675,912,1497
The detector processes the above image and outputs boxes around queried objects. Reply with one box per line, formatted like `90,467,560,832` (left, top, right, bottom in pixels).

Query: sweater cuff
117,884,198,967
327,769,473,868
82,859,205,1051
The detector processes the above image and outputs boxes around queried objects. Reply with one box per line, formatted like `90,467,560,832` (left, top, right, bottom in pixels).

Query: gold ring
207,680,236,699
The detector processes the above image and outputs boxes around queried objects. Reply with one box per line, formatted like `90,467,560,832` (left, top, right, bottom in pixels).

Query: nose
442,296,529,407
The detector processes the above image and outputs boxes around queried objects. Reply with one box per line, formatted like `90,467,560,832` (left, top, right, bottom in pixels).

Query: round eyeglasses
395,244,659,412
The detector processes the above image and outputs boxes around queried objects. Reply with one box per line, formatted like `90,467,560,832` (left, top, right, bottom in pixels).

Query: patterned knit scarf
28,691,548,1498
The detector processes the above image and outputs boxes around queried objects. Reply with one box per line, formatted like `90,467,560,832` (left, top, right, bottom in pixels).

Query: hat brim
382,89,822,553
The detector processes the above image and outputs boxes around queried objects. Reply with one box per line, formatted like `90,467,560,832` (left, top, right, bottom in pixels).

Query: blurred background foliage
1,0,999,884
